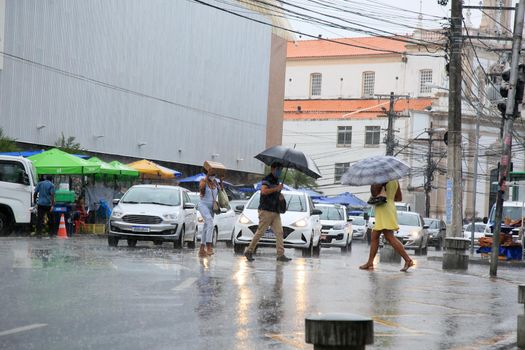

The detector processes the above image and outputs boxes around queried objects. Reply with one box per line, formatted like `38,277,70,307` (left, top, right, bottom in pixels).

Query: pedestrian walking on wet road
359,180,414,271
244,162,291,262
198,168,222,257
34,175,55,237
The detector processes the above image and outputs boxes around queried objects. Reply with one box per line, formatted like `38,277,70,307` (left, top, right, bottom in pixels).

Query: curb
428,256,525,267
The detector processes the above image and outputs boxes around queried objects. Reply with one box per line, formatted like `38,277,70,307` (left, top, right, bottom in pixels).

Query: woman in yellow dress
359,180,414,272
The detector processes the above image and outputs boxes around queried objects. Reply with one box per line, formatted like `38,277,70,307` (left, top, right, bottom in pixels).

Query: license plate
132,226,150,233
264,228,275,239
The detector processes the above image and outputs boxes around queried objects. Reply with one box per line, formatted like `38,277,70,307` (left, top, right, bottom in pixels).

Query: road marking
172,277,197,291
372,317,428,334
265,333,307,349
0,324,47,337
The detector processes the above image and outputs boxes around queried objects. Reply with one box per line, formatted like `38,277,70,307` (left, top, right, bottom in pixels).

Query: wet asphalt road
0,236,523,350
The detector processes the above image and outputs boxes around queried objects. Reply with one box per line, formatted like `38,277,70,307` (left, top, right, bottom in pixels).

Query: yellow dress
373,180,399,231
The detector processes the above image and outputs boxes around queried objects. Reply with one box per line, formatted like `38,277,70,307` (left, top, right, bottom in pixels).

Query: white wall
285,54,445,100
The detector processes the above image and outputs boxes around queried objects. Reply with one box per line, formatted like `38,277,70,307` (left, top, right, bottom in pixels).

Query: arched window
310,73,322,96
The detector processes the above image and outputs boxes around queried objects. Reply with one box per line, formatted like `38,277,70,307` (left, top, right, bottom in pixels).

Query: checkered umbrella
340,155,410,186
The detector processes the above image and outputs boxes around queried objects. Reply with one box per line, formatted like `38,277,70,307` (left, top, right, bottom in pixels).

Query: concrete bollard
442,237,470,270
380,238,401,263
305,313,374,350
518,285,525,348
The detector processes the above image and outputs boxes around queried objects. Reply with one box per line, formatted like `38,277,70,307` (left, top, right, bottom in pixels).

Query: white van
0,156,37,234
485,201,525,236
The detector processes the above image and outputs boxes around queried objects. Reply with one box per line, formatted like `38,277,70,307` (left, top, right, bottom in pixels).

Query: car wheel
187,229,197,249
435,238,442,251
233,242,245,255
302,237,314,257
174,226,185,249
108,236,119,247
313,240,321,258
0,212,12,236
212,227,218,246
226,228,234,248
153,241,163,246
127,239,137,247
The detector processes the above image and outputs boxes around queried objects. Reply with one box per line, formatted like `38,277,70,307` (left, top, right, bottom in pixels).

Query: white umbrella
340,155,410,186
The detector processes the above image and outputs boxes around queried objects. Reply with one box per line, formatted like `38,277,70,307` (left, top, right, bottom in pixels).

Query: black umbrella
254,146,322,179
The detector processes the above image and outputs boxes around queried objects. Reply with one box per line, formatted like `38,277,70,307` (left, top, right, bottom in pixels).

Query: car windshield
188,193,200,206
247,193,307,212
398,213,420,226
121,187,181,206
319,207,345,221
425,220,440,229
465,223,486,232
490,206,524,222
351,217,365,225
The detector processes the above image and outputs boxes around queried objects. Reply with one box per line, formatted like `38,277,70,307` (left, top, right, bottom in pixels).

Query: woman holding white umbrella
341,155,414,272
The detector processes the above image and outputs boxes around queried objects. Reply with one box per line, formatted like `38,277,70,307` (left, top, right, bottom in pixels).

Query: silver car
108,185,198,248
394,211,429,255
349,216,367,240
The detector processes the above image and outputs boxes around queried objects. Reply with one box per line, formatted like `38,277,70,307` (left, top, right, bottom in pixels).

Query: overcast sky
289,0,486,39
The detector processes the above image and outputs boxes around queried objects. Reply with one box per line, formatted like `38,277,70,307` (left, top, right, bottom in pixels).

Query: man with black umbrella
244,162,292,262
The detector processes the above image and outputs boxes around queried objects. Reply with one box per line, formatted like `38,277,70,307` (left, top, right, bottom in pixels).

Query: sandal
359,263,374,270
400,259,414,272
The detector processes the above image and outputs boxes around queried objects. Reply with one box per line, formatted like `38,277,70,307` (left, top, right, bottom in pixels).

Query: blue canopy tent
314,192,367,208
178,173,232,186
296,187,324,199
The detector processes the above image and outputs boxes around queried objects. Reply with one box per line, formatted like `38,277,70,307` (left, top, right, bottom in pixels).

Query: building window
419,69,433,94
334,162,351,182
362,71,375,96
310,73,322,96
365,126,381,145
337,126,352,147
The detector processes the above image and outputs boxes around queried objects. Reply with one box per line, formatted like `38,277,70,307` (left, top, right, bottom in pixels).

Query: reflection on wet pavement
0,236,522,349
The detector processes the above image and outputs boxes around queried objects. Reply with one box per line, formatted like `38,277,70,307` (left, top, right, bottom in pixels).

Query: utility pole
386,92,395,156
375,92,410,156
490,0,525,277
470,104,481,255
442,0,466,270
425,123,434,218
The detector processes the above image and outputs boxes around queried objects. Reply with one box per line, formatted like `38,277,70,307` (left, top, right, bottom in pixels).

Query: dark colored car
424,218,446,250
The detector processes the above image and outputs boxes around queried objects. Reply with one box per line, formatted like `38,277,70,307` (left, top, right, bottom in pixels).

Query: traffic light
498,64,525,118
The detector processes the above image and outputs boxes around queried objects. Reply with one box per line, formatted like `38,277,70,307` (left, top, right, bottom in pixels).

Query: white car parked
233,190,323,257
187,192,237,246
349,216,367,240
316,204,353,252
108,185,198,248
394,211,429,255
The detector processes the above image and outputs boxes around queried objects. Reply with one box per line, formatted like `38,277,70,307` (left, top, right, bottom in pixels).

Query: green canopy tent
28,148,100,175
109,161,140,177
87,157,121,175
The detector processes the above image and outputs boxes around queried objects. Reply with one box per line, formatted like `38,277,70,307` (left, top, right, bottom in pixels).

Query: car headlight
292,218,308,228
239,214,253,225
332,223,344,230
111,210,124,219
409,230,420,239
163,213,178,220
198,216,204,223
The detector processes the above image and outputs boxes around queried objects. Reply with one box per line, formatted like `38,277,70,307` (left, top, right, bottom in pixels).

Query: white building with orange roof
281,29,525,220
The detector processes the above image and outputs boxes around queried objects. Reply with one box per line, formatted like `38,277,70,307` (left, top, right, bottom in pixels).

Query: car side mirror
183,203,196,210
423,225,429,229
347,218,353,222
311,209,323,216
112,199,120,206
363,213,370,220
235,205,245,212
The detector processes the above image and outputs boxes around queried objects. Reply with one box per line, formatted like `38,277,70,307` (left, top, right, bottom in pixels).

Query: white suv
108,185,197,248
233,190,322,257
316,204,353,253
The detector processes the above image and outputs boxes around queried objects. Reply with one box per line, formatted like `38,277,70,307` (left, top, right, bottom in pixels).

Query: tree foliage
0,128,20,152
54,133,83,153
282,168,318,189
